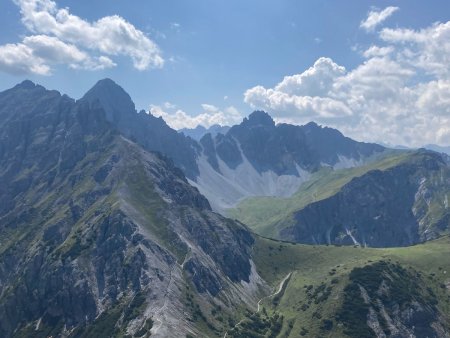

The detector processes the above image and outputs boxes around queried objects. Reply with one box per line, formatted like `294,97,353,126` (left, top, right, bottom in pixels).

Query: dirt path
223,272,293,338
256,272,292,313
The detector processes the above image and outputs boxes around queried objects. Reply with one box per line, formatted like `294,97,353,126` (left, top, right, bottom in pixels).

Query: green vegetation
228,150,413,238
70,292,152,338
122,145,188,263
227,309,283,338
183,280,224,337
250,235,450,337
337,261,438,337
123,292,147,322
15,316,65,338
72,305,123,338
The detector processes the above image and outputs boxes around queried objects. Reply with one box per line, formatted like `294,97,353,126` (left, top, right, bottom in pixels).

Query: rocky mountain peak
303,121,320,130
80,79,202,179
81,78,136,122
301,121,344,138
9,80,49,95
243,110,275,127
86,78,126,94
14,79,37,90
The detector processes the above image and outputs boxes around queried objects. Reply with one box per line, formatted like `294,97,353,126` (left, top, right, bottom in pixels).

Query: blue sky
1,0,450,146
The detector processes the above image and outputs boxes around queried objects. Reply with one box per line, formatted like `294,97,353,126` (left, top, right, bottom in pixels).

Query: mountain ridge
0,81,267,337
179,124,230,141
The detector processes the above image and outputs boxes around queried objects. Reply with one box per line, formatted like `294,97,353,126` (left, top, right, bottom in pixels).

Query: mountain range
179,125,230,141
424,144,450,155
81,79,387,212
193,111,385,211
1,79,450,337
79,79,450,248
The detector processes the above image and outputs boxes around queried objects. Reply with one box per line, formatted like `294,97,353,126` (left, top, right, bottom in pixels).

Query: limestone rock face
337,261,449,337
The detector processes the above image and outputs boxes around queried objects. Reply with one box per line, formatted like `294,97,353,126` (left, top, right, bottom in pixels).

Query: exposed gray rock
0,81,267,338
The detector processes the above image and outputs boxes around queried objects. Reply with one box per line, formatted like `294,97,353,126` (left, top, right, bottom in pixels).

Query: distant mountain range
424,144,450,155
379,143,450,155
30,78,450,245
179,124,230,141
64,79,450,242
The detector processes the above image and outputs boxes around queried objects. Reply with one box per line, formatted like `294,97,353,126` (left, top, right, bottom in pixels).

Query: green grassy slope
246,236,450,337
227,150,413,238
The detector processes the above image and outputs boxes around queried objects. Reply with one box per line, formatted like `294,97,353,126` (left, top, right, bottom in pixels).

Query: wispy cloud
149,103,242,130
170,22,181,32
360,6,399,32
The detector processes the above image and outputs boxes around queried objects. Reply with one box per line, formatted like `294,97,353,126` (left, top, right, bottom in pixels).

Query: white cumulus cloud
0,35,115,75
0,41,50,75
360,6,399,32
244,20,450,147
0,0,163,75
380,22,450,78
274,57,346,96
149,104,242,130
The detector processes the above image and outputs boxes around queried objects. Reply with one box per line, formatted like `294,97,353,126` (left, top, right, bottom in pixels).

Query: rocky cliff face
192,111,385,210
338,261,449,338
220,111,384,174
280,151,450,247
0,81,267,338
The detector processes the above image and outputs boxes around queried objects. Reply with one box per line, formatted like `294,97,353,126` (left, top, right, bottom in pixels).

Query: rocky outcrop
337,261,450,337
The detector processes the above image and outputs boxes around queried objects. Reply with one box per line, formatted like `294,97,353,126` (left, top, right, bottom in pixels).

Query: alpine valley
1,79,450,338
